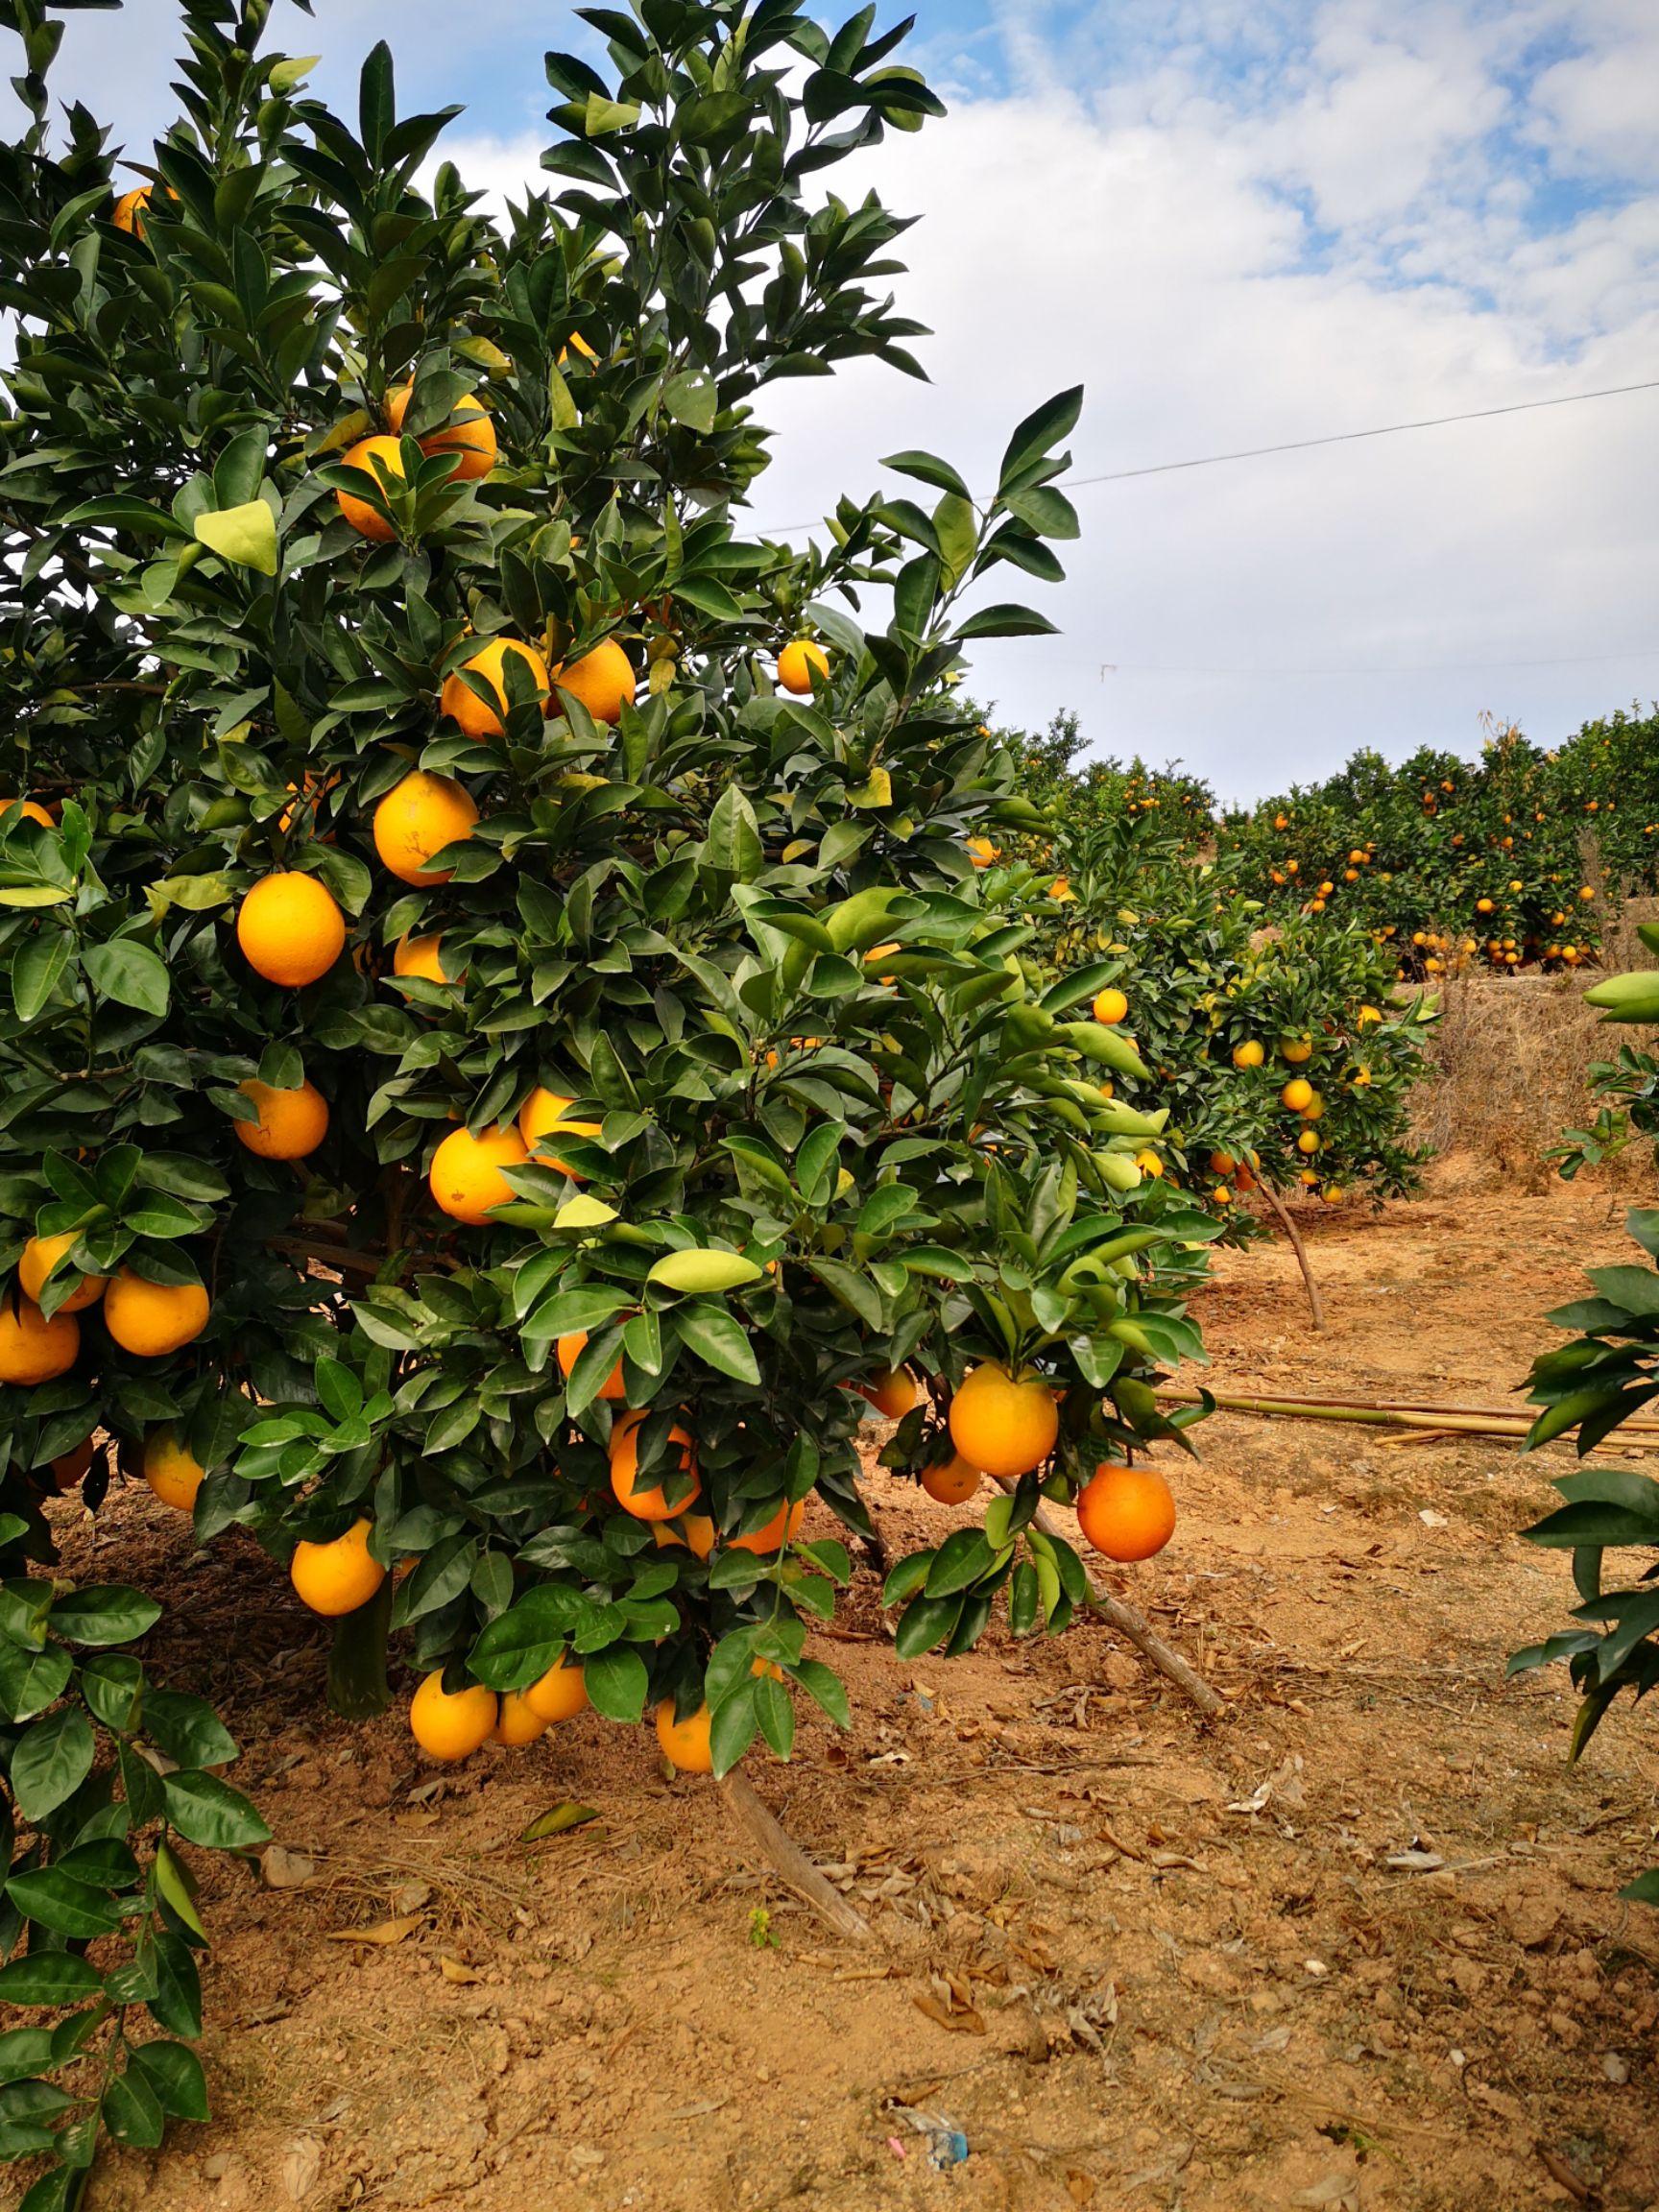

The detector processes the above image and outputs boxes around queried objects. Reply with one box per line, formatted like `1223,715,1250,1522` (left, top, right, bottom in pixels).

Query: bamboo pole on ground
1155,1385,1659,1451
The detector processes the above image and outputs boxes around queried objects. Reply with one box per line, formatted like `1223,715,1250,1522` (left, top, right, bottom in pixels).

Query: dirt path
28,1173,1659,2212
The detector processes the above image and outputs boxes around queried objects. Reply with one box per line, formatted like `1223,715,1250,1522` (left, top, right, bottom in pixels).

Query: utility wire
1075,647,1659,679
753,375,1659,537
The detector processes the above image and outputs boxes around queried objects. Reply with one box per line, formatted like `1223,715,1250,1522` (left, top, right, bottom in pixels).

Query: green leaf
709,1678,757,1777
881,448,972,500
519,1803,600,1841
674,1302,760,1382
10,1708,95,1819
952,602,1059,641
661,372,716,434
142,1690,238,1770
49,1585,163,1647
0,1638,71,1723
893,1591,962,1659
5,1866,124,1941
998,385,1083,491
704,783,762,880
129,2038,209,2123
162,1772,271,1850
12,930,71,1024
581,1645,647,1723
0,1953,103,2008
83,940,170,1017
104,2062,165,2150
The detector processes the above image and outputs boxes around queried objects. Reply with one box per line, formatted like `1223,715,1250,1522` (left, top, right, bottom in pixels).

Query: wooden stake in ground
995,1479,1225,1719
1257,1181,1325,1331
717,1770,874,1943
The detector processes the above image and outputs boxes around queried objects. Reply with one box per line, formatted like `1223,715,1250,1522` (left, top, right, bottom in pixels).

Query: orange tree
1218,712,1659,976
0,0,1221,2180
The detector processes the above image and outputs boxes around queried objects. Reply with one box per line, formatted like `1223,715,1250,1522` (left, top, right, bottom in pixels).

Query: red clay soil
13,1168,1659,2212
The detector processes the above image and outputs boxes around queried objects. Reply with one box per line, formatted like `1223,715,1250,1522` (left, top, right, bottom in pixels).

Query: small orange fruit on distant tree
441,636,551,738
385,382,497,481
1092,987,1128,1025
1281,1077,1312,1112
776,638,829,694
921,1455,981,1504
1296,1128,1320,1155
143,1428,205,1512
558,1330,626,1401
289,1519,385,1615
551,638,636,725
523,1653,590,1724
1075,1463,1176,1561
490,1691,549,1746
655,1698,714,1772
428,1124,527,1225
948,1362,1058,1479
336,433,406,540
859,1367,917,1419
518,1087,603,1173
19,1231,107,1312
237,873,346,988
1232,1040,1264,1070
0,1293,80,1384
234,1078,329,1160
410,1672,498,1762
103,1270,209,1357
610,1411,701,1520
373,770,478,886
729,1497,805,1554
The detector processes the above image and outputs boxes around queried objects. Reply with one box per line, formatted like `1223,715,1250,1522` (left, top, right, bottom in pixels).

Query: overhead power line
1084,646,1659,680
754,375,1659,537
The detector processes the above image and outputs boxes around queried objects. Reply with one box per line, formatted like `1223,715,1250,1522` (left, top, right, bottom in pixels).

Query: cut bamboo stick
1154,1386,1659,1451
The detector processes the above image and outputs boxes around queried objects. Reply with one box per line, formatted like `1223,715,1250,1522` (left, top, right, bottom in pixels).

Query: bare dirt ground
23,1169,1659,2212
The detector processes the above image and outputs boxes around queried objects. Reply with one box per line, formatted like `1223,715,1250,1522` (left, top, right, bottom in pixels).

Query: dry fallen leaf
282,2136,322,2203
325,1913,423,1948
439,1955,484,1984
913,1990,986,2036
1066,2173,1096,2206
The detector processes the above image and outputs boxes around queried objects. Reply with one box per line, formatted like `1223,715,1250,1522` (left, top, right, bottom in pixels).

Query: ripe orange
103,1270,209,1357
655,1698,714,1773
948,1362,1058,1479
859,1367,917,1419
1280,1037,1312,1065
490,1691,549,1746
1280,1078,1312,1112
517,1087,603,1174
237,873,346,987
776,639,829,695
428,1124,527,1225
235,1078,329,1160
410,1671,498,1762
523,1653,590,1724
1092,988,1128,1025
552,638,635,725
1296,1128,1320,1155
1133,1149,1164,1179
18,1231,107,1312
0,1293,79,1384
336,434,406,540
1207,1150,1236,1177
111,186,153,235
652,1512,717,1560
373,770,479,885
922,1455,981,1504
557,1330,625,1401
0,797,52,828
393,932,459,986
1232,1040,1264,1070
385,383,497,481
610,1411,701,1520
1075,1463,1175,1562
143,1428,204,1512
52,1435,95,1491
289,1518,385,1616
441,637,550,739
965,835,998,869
729,1497,805,1555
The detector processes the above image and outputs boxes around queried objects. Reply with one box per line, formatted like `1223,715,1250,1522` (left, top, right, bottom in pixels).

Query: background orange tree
0,0,1221,2183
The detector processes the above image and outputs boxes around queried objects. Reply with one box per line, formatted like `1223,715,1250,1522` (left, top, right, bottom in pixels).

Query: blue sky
41,0,1659,799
